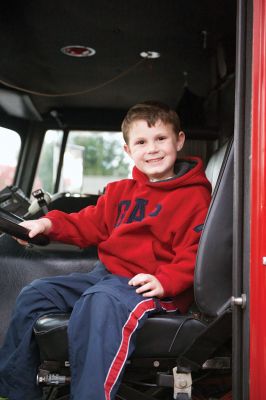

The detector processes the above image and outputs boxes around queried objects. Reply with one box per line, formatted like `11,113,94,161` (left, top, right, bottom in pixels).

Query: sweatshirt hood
132,156,212,191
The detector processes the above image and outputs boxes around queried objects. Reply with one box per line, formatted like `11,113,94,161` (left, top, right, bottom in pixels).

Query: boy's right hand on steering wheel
15,218,52,245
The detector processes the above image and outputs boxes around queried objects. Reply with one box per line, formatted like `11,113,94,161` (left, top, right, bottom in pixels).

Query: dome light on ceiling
140,51,161,59
61,45,96,57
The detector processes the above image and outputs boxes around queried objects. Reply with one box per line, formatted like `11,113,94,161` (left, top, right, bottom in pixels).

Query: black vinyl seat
34,140,233,399
35,312,208,362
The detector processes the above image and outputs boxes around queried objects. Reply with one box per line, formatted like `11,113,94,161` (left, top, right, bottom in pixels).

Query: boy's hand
128,273,165,298
14,218,52,245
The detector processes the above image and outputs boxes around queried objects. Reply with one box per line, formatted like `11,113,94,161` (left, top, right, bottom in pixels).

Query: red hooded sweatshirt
46,157,211,313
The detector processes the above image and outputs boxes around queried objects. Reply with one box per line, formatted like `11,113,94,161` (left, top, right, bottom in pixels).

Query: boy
0,101,211,400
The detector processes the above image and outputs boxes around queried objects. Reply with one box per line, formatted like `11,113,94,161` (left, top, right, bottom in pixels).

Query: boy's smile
124,119,185,181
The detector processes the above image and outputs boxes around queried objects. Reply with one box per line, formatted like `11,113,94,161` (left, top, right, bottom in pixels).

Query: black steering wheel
0,208,50,246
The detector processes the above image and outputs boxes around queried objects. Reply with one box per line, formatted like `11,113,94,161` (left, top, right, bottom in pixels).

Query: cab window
33,130,132,195
60,131,132,195
0,127,21,190
32,129,64,194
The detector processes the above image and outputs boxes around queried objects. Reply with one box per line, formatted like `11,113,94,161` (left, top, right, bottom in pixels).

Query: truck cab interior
0,1,238,399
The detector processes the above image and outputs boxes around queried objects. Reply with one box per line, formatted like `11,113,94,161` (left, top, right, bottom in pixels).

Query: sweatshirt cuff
155,273,176,298
41,212,63,241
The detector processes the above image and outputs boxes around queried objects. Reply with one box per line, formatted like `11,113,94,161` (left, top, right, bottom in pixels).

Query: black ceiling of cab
0,0,236,130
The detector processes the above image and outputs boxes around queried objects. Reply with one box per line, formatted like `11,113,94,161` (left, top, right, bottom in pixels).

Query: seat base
38,359,232,400
34,312,208,361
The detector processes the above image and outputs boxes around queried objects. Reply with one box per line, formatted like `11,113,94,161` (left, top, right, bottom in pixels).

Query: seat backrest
194,139,233,317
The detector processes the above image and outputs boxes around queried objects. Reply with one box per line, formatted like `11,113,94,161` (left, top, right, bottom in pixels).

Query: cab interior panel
0,1,237,399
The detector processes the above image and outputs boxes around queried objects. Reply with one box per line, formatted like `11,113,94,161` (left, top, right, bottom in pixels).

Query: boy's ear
176,131,185,151
124,143,132,157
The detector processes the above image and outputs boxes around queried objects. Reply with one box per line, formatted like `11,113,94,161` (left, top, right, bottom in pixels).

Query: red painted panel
250,0,266,398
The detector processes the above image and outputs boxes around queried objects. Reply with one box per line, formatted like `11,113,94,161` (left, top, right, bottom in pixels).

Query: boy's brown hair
121,101,181,144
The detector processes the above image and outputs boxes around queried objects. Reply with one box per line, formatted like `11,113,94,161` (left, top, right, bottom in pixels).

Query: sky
0,128,21,166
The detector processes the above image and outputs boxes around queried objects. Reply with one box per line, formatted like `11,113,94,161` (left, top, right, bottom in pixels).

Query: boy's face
124,119,185,181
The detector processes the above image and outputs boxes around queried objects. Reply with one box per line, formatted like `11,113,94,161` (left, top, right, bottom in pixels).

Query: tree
72,135,130,177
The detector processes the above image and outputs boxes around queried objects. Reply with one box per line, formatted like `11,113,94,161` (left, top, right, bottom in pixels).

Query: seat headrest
194,139,233,317
205,140,230,192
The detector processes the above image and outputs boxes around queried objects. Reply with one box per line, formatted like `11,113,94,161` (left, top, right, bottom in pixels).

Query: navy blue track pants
0,262,178,400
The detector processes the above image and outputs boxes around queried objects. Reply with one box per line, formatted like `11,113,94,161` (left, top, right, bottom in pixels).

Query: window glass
61,131,132,194
0,127,21,190
32,130,64,194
